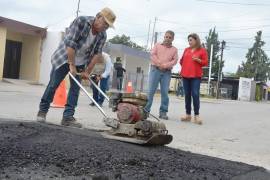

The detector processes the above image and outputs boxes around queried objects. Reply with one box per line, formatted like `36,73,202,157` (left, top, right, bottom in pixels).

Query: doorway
3,40,22,79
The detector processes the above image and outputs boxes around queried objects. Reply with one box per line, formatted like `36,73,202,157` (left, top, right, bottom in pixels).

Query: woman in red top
179,33,208,125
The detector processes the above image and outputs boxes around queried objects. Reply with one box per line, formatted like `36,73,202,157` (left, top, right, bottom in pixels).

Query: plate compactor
69,72,173,146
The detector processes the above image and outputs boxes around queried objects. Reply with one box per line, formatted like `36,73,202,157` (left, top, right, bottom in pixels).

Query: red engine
117,103,145,124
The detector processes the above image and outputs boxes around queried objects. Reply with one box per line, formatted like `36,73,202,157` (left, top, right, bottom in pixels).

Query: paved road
0,79,269,170
1,120,269,180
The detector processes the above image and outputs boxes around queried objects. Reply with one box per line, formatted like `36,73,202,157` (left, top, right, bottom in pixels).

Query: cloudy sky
1,0,270,73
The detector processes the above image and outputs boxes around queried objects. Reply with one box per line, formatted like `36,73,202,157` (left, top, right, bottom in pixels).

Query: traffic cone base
126,81,133,93
51,80,67,108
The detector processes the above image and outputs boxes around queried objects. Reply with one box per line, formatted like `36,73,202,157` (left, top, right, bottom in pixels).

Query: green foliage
204,28,224,77
108,34,145,51
236,31,270,81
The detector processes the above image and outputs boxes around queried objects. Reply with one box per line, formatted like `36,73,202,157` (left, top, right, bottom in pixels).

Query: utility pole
208,44,213,95
145,20,151,50
76,0,81,17
254,49,260,81
216,40,226,99
150,17,157,49
154,32,158,44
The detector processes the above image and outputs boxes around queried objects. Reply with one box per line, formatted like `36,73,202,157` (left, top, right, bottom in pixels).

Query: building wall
0,27,7,80
124,55,150,92
39,32,63,85
6,31,23,42
124,55,149,75
20,34,42,82
3,30,42,82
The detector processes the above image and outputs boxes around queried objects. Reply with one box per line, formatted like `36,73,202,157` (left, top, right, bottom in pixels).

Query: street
0,79,270,172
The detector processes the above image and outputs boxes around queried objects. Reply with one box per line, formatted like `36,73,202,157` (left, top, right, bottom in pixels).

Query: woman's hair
188,33,202,49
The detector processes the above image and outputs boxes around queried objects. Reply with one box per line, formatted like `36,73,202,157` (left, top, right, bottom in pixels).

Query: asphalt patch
0,119,269,180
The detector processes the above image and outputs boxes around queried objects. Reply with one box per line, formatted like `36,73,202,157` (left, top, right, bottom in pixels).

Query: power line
226,46,270,51
166,24,270,35
157,11,269,26
194,0,270,6
45,13,75,28
76,0,81,17
224,36,270,40
218,25,270,32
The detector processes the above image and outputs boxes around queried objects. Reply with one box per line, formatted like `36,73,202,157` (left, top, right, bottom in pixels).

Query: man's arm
64,17,85,75
64,17,84,50
81,54,102,79
162,49,178,69
151,43,161,66
66,47,77,75
82,32,107,79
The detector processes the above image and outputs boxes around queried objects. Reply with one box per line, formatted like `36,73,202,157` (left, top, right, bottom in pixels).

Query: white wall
39,31,63,85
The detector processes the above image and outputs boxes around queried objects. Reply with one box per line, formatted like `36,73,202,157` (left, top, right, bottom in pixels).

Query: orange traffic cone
126,81,133,93
51,80,67,108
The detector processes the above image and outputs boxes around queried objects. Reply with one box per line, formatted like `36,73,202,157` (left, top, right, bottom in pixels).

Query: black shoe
37,111,47,123
159,112,169,120
61,116,82,128
89,102,95,106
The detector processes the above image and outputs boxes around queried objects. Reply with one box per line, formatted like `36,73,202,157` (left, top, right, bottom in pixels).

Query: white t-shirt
101,52,113,78
75,31,96,66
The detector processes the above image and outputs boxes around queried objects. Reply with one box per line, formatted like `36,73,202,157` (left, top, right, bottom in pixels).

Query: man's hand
159,64,170,71
96,75,101,82
80,71,90,80
69,64,77,76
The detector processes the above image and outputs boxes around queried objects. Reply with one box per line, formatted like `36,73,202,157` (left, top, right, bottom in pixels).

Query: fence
109,70,149,93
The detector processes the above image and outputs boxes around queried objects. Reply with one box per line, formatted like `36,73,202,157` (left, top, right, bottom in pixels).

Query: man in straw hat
37,8,116,128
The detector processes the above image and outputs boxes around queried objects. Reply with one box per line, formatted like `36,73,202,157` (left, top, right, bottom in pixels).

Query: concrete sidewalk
0,80,269,170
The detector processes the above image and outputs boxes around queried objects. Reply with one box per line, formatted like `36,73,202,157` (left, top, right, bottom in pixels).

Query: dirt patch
0,120,268,180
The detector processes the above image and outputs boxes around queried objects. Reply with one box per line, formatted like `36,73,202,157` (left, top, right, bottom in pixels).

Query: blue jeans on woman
144,65,171,113
91,76,110,105
182,78,201,115
39,63,84,118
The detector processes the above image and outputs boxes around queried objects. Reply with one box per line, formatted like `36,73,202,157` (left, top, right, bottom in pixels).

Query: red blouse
180,47,208,78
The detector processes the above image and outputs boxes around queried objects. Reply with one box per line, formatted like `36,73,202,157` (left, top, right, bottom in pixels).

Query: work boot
61,116,82,128
159,112,169,120
194,115,203,125
37,111,47,123
180,114,192,122
143,111,149,120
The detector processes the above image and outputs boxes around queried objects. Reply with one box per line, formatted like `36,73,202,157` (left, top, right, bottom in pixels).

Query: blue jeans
117,77,123,91
39,63,84,118
183,78,201,115
176,84,184,97
91,76,110,105
144,65,171,113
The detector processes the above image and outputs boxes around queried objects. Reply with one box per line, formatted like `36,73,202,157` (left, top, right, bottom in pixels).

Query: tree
204,28,224,77
108,34,144,51
236,31,270,81
224,72,238,78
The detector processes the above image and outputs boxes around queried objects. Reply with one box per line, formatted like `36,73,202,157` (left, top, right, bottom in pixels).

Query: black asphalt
0,119,269,180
